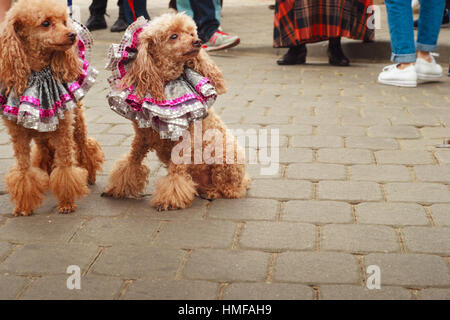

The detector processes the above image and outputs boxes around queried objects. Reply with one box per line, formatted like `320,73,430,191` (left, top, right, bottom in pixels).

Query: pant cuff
416,42,438,52
391,53,416,63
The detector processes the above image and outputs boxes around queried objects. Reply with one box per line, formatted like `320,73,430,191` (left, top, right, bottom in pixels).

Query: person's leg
416,0,446,61
124,0,150,24
111,0,129,32
86,0,108,31
176,0,195,17
378,0,417,86
385,0,416,67
213,0,221,24
190,0,219,42
0,0,12,23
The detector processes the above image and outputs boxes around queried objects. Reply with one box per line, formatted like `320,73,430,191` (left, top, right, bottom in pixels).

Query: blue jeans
385,0,445,63
177,0,221,23
189,0,220,42
124,0,150,24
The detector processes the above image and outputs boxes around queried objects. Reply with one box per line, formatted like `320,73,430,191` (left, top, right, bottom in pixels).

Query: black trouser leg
89,0,107,16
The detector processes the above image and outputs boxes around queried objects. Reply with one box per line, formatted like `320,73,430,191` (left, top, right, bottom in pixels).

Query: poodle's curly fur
0,0,104,215
104,13,250,211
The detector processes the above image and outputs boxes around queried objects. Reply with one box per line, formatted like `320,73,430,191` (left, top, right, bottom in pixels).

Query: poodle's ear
0,16,30,96
51,45,81,84
187,49,226,94
122,37,165,101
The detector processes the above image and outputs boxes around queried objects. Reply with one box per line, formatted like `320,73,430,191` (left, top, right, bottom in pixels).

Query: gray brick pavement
0,0,448,300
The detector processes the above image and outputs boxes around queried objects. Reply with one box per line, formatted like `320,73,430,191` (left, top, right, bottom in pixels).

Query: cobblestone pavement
0,1,449,300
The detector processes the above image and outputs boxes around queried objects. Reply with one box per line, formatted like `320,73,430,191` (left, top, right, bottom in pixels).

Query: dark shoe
86,15,107,31
276,45,307,65
328,39,350,66
110,18,128,32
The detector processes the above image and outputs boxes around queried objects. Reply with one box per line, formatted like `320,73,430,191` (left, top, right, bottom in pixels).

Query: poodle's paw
198,190,221,201
151,174,197,211
58,202,77,214
13,207,34,217
6,166,49,216
105,157,150,198
151,198,191,211
49,166,89,211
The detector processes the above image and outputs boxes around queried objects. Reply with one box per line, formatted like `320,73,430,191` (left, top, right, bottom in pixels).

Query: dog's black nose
67,32,76,42
193,39,202,48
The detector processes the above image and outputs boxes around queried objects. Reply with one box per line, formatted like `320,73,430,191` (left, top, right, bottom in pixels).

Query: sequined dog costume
0,0,104,215
103,14,249,211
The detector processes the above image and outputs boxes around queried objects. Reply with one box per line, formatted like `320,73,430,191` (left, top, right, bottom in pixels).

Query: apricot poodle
103,13,250,210
0,0,104,215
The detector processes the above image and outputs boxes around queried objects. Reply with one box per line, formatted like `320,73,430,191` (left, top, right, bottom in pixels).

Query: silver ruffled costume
106,17,217,141
0,20,98,132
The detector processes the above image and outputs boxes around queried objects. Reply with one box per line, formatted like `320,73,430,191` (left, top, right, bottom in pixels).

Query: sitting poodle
0,0,104,215
103,13,250,210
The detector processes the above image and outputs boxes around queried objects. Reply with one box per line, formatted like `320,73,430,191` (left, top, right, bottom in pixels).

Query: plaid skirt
274,0,374,47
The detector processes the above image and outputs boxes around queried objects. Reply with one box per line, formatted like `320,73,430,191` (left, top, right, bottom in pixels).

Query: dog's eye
170,34,178,40
41,20,51,28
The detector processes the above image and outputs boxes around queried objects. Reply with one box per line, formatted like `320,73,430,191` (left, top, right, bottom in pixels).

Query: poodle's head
0,0,80,95
122,13,204,100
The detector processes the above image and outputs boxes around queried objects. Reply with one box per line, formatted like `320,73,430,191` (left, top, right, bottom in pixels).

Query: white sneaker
378,64,417,87
415,54,443,80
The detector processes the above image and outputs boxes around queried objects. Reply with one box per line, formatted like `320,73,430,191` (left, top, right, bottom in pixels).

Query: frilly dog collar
106,17,217,141
0,19,98,132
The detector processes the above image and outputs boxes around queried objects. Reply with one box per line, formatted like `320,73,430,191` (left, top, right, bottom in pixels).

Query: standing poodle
103,13,250,211
0,0,104,215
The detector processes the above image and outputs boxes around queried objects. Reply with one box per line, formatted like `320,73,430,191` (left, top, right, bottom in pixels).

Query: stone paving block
71,217,160,246
265,124,312,136
92,134,127,147
243,114,291,125
0,193,57,216
0,145,13,159
385,183,450,204
375,150,435,165
319,285,412,300
421,127,450,139
399,139,442,151
246,163,282,179
92,246,184,279
154,220,236,249
341,115,390,126
402,227,450,255
223,283,314,300
239,221,316,251
208,198,279,221
414,165,450,183
294,115,340,125
107,124,134,135
430,204,450,226
435,150,450,164
127,197,208,220
318,148,373,165
69,195,134,217
21,275,123,300
290,135,343,148
183,249,269,282
286,163,346,180
350,165,411,182
248,180,313,200
0,241,11,260
318,181,382,202
316,125,366,137
276,147,313,163
321,224,400,253
391,115,441,127
368,126,420,139
0,243,99,275
0,274,28,299
0,216,84,243
124,279,218,300
418,288,450,300
345,136,399,150
364,253,450,287
283,200,353,224
275,252,360,284
356,203,429,226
